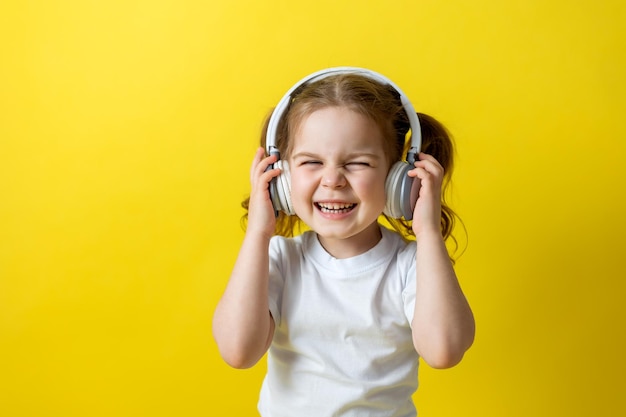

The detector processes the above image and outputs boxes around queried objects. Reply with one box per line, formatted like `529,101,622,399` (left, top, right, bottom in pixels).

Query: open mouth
315,202,356,214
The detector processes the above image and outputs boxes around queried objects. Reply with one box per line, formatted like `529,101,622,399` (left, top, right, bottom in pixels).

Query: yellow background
1,1,625,416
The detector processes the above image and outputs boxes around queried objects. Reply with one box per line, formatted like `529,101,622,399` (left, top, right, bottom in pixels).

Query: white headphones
266,67,422,220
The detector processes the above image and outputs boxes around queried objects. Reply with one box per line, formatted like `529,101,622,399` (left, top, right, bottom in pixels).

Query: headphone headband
265,66,422,164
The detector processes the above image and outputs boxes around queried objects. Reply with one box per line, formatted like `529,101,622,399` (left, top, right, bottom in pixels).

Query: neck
316,222,382,259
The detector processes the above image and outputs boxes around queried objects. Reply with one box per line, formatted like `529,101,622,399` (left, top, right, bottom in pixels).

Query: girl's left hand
407,152,444,238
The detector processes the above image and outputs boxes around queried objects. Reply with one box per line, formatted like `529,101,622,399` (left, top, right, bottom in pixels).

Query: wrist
414,226,442,242
244,226,274,243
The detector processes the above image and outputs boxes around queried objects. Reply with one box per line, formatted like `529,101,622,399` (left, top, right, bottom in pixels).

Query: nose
321,166,347,188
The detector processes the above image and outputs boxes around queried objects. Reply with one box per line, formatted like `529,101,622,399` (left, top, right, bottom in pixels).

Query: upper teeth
318,203,354,210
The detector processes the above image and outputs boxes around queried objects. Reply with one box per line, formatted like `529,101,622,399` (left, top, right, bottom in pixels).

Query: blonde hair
241,74,463,258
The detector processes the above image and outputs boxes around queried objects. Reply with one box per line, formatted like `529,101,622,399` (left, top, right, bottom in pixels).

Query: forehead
291,107,386,154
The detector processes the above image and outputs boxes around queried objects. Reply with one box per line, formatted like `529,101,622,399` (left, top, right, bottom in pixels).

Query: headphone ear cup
272,160,295,216
384,162,420,220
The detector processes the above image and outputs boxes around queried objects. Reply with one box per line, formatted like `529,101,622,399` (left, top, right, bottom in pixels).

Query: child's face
288,106,389,256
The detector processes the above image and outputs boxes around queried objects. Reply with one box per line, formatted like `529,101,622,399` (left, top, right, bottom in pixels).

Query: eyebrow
291,151,382,160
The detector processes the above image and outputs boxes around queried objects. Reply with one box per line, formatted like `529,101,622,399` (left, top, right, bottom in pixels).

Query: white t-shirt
258,225,419,417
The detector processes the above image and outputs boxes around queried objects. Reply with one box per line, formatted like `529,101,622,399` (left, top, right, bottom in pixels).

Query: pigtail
240,108,305,237
416,112,465,262
382,112,465,262
417,112,455,236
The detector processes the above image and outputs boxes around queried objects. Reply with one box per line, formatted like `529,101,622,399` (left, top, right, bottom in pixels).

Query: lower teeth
319,205,353,213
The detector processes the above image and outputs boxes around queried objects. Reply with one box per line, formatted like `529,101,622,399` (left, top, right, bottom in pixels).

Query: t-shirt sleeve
268,236,285,325
400,241,417,325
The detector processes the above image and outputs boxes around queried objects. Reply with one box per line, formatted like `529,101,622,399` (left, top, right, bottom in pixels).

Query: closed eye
345,161,372,169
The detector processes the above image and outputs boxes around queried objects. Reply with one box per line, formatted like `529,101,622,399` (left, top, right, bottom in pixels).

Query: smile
315,202,356,214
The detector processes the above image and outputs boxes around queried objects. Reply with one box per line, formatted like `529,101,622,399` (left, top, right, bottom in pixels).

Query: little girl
213,67,475,417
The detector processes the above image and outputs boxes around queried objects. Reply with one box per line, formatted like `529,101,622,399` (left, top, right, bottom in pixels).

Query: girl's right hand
247,147,281,238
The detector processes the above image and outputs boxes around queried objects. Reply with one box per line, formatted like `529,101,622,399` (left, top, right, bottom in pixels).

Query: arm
408,153,475,369
212,148,280,369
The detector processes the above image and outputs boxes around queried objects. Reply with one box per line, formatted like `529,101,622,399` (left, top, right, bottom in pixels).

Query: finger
259,165,281,185
250,147,265,179
407,164,443,197
407,166,432,181
417,152,438,162
416,152,443,168
251,163,281,195
250,149,278,183
412,154,443,177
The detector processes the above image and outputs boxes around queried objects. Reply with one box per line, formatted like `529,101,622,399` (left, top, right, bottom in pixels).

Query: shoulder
379,227,416,286
269,231,315,264
270,231,310,252
381,226,416,259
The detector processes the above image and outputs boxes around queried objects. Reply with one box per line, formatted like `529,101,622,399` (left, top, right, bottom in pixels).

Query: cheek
288,170,314,199
361,171,386,189
354,174,387,201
